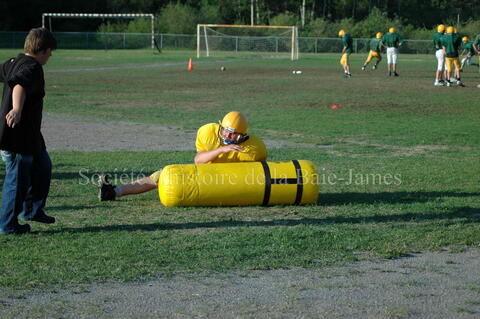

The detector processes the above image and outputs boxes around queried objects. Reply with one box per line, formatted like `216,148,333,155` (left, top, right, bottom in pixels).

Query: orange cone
187,58,193,71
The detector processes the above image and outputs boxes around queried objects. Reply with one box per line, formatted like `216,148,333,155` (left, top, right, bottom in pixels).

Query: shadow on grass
42,206,479,235
319,191,480,205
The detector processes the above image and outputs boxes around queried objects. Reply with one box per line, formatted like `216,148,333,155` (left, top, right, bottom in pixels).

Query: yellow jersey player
362,32,383,71
99,111,267,201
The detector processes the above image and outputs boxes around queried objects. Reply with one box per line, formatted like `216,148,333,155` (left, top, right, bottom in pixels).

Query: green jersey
381,32,403,48
369,38,382,52
432,32,444,50
462,42,476,56
473,35,480,50
342,34,353,54
443,33,459,57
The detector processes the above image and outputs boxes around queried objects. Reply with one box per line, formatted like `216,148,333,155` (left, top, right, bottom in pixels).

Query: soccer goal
197,24,299,60
42,13,155,50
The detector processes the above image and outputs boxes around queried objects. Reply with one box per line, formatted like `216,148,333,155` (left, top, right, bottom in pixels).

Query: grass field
0,49,479,290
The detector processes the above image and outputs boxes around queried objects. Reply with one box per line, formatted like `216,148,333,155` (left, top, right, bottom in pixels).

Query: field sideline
0,49,478,294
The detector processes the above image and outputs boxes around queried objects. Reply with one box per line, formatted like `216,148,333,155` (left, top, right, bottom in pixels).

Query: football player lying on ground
99,111,267,201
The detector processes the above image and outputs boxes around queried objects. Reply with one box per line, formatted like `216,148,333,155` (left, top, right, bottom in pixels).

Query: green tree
158,2,197,34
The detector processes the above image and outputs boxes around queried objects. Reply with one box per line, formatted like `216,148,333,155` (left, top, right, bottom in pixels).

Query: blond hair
24,28,57,55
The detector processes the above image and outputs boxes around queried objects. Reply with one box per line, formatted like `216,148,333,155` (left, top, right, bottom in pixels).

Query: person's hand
5,109,21,128
219,144,244,153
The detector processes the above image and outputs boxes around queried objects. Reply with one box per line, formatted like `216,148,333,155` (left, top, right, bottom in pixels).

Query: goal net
197,24,299,60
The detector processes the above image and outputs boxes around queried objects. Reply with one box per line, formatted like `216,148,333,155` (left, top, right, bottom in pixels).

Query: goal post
42,13,155,50
197,24,299,60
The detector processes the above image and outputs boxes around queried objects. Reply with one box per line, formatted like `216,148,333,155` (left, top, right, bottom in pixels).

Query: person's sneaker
372,65,377,70
394,72,399,77
347,73,352,77
343,72,349,78
0,223,31,235
477,84,480,88
451,77,457,82
24,213,55,224
446,81,452,87
457,80,465,87
434,81,443,86
99,174,116,201
361,66,366,70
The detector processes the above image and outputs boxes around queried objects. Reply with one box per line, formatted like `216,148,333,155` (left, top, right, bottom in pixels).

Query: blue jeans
0,149,52,232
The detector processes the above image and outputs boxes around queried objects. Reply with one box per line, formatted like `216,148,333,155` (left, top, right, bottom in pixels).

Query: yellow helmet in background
437,24,445,33
462,36,469,42
338,29,346,37
389,27,395,33
221,111,248,135
376,32,383,39
446,26,454,34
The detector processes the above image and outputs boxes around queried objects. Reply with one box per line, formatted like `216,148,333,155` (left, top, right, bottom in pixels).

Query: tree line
2,1,480,39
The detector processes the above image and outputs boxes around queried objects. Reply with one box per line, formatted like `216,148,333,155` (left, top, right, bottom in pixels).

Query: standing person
460,36,476,71
0,28,57,235
99,111,268,201
442,26,464,87
433,24,446,86
473,34,480,88
362,32,383,71
381,27,404,76
338,29,353,78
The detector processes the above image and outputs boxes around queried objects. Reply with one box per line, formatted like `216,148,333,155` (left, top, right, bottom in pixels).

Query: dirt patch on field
1,248,479,318
42,113,316,152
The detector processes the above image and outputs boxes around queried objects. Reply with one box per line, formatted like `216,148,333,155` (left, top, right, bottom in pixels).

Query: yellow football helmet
437,24,445,33
376,32,383,39
446,26,454,34
389,27,395,33
219,111,249,145
338,29,346,37
462,36,469,42
221,111,248,135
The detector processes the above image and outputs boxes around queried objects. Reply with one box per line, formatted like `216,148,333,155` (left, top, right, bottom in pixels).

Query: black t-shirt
0,54,46,155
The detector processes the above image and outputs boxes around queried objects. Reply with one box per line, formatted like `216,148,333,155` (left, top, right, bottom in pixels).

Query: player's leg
445,58,453,86
99,171,160,201
453,58,464,86
392,49,399,76
363,51,373,70
373,53,381,70
387,48,393,75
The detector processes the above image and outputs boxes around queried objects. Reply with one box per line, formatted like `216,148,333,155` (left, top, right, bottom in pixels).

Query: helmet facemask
218,122,249,145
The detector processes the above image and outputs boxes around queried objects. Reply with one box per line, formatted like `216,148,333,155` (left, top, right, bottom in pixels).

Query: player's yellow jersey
195,123,267,163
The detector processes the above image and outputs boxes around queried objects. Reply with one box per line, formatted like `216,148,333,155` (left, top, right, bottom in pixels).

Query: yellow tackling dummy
159,160,319,207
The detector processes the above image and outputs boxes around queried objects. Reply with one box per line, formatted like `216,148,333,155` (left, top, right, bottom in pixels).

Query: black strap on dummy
261,160,303,206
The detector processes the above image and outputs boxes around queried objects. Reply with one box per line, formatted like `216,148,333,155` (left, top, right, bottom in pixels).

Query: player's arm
194,144,244,164
6,84,26,128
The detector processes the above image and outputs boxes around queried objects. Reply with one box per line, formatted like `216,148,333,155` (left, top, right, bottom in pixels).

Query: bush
125,18,152,34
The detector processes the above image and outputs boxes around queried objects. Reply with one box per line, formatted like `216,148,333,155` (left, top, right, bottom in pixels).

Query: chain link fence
0,31,434,55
